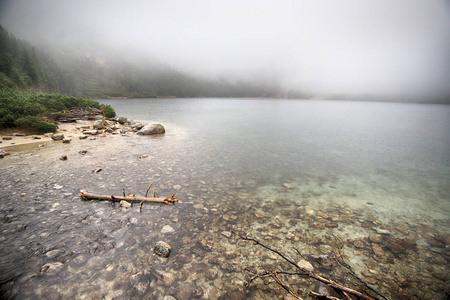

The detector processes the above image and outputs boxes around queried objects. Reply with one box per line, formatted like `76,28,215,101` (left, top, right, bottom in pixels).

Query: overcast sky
1,0,450,95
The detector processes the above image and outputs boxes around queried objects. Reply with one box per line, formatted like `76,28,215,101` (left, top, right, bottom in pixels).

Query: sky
1,0,450,96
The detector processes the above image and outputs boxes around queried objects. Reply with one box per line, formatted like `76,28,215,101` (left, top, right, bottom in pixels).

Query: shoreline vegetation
0,89,115,134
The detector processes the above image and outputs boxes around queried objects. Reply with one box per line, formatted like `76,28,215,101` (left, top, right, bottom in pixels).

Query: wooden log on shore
79,192,178,205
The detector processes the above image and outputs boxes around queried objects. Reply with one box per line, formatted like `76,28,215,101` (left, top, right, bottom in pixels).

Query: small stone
297,259,314,272
375,228,390,235
32,136,41,139
53,184,63,190
62,137,71,143
2,136,13,140
225,251,237,259
283,183,294,189
83,130,98,135
325,223,338,228
79,135,88,139
120,200,131,207
372,243,385,257
285,232,295,240
51,134,64,141
59,155,67,161
306,209,314,215
51,203,60,208
154,241,171,258
173,185,182,190
161,225,175,234
369,235,383,244
20,193,26,196
221,231,232,238
40,262,64,275
79,150,88,155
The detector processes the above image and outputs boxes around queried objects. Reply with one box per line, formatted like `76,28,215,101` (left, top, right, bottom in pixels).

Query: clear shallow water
102,98,450,221
1,98,449,299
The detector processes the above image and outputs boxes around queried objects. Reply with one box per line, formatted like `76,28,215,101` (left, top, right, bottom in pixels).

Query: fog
1,0,450,96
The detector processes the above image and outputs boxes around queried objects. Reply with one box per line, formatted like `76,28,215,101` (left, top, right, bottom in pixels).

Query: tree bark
79,192,178,205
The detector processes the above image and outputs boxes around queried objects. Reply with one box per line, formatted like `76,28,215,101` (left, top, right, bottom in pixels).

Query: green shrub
101,104,116,118
15,116,58,133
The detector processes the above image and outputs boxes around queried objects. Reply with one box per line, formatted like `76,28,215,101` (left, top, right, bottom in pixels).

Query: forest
0,25,304,99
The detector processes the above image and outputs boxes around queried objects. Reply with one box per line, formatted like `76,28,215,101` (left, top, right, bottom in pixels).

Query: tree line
0,24,307,99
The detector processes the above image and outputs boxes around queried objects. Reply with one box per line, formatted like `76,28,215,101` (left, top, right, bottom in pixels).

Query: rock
32,136,41,139
79,150,88,155
173,184,182,190
13,133,26,136
154,241,171,258
59,155,67,161
325,223,338,228
2,136,13,140
283,183,294,189
297,259,314,272
118,116,127,124
79,135,88,139
161,225,175,234
285,232,295,240
372,243,385,257
51,134,64,141
82,130,98,135
375,228,390,235
221,231,232,238
137,123,165,135
44,132,54,137
93,119,105,129
369,235,383,244
40,262,64,275
62,137,71,143
120,200,131,207
135,122,144,130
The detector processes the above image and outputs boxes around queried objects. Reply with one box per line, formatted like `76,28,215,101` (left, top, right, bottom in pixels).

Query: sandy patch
0,120,95,150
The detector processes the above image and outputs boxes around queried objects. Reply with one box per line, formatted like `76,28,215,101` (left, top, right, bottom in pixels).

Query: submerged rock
120,200,131,207
154,241,171,258
161,225,175,234
137,123,165,135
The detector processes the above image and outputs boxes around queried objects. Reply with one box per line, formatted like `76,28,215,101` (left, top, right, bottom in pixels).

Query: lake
101,98,450,223
1,98,449,299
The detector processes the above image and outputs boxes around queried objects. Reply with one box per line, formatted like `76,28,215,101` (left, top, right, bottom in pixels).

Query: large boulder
93,119,105,129
118,116,127,124
137,123,165,135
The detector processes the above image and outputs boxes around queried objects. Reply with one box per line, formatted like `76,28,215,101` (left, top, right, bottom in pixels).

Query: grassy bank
0,90,115,134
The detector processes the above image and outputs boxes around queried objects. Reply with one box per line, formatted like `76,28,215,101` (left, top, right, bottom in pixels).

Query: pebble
154,241,171,258
119,200,131,207
221,231,232,238
297,259,314,272
161,225,175,234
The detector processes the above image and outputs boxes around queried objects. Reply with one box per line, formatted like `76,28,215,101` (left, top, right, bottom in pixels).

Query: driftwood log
79,192,178,205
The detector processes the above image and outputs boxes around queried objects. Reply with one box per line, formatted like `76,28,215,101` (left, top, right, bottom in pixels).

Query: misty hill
0,25,307,99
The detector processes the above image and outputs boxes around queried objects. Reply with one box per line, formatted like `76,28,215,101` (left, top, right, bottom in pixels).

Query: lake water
102,98,450,223
1,98,449,299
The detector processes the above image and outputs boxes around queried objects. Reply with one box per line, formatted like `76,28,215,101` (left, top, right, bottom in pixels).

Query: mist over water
1,0,450,97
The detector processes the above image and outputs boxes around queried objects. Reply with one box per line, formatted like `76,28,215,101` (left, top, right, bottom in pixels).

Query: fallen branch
232,231,376,300
79,192,178,205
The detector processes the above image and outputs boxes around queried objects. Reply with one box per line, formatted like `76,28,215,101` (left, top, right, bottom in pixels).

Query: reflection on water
0,99,449,299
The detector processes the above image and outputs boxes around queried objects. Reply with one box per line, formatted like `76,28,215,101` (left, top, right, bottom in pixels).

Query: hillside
0,25,305,99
